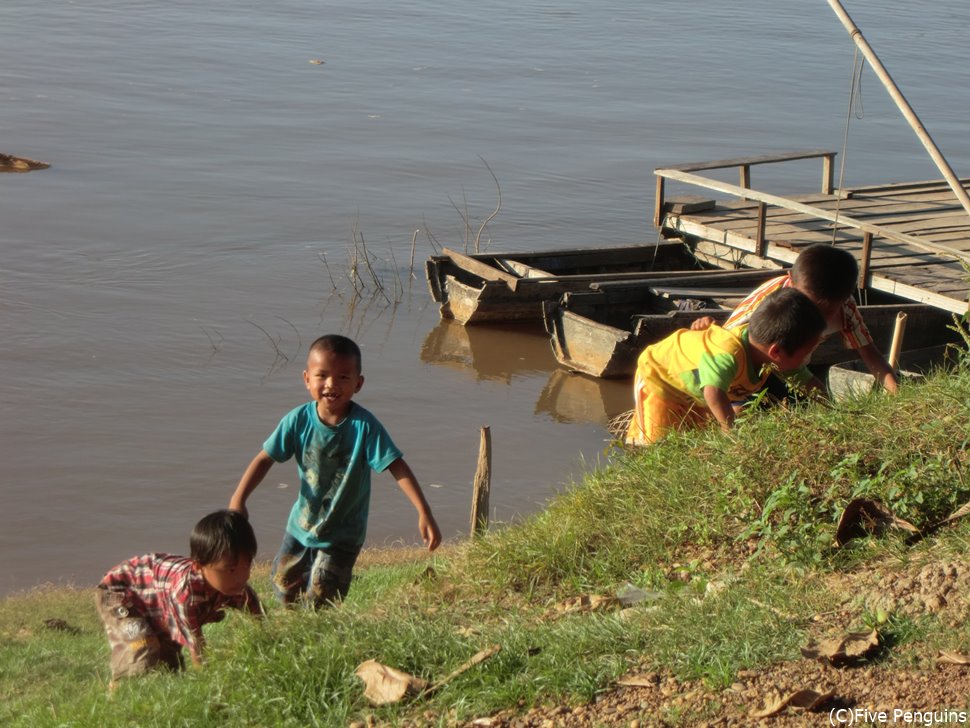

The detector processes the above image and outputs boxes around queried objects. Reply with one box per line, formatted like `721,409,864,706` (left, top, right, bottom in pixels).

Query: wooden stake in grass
470,426,491,537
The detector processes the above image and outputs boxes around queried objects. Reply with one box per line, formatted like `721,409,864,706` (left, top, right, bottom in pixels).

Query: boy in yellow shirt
626,288,826,445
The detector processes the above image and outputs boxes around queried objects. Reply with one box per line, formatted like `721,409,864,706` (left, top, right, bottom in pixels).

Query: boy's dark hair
747,288,826,354
790,244,859,302
190,510,257,566
308,334,362,372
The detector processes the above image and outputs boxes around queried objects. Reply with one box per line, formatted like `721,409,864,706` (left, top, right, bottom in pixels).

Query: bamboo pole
888,312,908,371
827,0,970,219
469,426,491,536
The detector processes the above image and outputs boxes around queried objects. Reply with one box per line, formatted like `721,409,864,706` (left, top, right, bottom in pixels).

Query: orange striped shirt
724,274,872,350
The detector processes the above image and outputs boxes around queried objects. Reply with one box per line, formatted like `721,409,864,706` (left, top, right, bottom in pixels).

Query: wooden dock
655,150,970,314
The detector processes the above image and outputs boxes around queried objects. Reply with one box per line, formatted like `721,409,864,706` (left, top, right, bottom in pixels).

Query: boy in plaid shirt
95,509,263,686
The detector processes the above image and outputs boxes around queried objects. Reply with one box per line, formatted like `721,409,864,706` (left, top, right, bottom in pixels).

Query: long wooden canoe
425,241,720,325
543,277,957,379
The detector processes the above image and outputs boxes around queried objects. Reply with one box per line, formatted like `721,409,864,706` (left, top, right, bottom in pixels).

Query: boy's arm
703,386,735,432
387,457,442,551
229,450,275,519
187,634,205,668
857,343,899,394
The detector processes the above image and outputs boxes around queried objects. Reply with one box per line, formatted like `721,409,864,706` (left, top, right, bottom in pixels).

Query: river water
3,0,969,597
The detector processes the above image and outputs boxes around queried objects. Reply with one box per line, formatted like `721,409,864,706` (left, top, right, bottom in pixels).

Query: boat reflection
535,368,631,426
420,318,555,384
421,319,633,426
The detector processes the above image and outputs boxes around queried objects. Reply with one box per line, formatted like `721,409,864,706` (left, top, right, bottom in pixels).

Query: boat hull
828,343,961,400
425,241,709,325
545,285,958,379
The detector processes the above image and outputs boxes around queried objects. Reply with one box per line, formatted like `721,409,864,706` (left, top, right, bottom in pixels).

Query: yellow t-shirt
636,324,769,406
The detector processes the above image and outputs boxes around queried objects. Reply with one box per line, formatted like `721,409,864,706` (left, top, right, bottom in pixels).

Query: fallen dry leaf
750,688,834,718
552,594,618,616
356,645,501,705
834,498,919,547
354,659,428,705
801,629,880,665
616,672,660,688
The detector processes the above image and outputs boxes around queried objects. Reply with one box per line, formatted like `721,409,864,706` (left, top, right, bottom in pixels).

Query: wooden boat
827,344,961,400
543,274,958,379
425,240,719,325
542,269,783,378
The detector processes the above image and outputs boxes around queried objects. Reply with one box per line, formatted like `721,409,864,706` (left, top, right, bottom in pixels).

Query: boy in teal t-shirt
230,334,441,607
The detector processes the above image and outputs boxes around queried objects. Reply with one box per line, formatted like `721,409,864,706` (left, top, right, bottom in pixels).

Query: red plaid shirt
99,553,262,656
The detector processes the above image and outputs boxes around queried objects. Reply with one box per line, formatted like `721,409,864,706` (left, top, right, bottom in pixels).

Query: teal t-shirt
263,401,402,549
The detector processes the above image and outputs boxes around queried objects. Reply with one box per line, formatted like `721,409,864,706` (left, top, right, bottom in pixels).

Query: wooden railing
653,150,970,272
653,149,835,230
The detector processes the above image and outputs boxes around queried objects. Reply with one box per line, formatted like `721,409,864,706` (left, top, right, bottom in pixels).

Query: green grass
4,348,970,726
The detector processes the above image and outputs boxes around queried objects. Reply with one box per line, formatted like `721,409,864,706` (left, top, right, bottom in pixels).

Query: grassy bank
5,348,970,726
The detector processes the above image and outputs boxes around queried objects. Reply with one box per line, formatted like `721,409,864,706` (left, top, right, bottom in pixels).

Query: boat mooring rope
832,46,866,245
833,47,868,302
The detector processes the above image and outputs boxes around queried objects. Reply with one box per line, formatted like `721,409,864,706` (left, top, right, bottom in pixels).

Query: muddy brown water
4,0,970,596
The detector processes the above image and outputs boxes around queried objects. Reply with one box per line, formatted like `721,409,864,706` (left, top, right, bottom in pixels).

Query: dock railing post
822,153,835,195
859,231,874,289
654,176,665,229
755,202,768,257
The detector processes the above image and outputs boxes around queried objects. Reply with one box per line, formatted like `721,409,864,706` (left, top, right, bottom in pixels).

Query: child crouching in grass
625,288,826,445
95,509,263,687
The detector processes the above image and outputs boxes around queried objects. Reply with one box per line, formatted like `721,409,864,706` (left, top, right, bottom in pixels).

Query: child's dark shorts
271,532,359,608
95,587,184,680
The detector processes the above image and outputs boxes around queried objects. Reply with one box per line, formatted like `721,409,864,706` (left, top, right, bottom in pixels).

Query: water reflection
421,318,632,427
535,369,631,426
420,319,554,383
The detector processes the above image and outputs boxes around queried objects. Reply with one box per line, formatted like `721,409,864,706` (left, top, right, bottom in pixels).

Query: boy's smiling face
303,347,364,425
